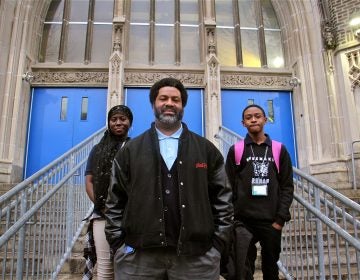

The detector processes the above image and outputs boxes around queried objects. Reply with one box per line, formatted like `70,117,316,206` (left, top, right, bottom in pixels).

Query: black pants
244,221,282,280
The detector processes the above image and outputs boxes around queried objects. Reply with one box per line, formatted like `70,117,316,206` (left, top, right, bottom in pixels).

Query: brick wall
329,0,360,46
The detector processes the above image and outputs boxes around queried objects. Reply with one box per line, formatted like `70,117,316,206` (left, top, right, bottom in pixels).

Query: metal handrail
1,126,359,280
215,126,360,280
0,126,105,280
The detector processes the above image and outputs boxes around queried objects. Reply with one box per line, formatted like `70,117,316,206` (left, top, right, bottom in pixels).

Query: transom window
127,0,201,66
215,0,284,68
39,0,113,64
38,0,284,68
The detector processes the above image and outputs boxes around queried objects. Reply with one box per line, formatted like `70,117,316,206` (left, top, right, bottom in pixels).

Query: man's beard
155,107,183,126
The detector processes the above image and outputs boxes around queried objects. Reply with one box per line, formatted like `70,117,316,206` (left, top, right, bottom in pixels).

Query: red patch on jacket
195,162,207,169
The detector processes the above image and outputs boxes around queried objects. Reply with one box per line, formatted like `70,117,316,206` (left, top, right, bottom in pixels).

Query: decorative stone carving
206,55,220,99
111,53,122,74
221,73,291,89
110,90,119,98
31,70,292,90
321,20,337,50
209,61,218,78
347,49,360,91
124,72,204,86
31,72,108,85
113,23,123,52
206,27,216,55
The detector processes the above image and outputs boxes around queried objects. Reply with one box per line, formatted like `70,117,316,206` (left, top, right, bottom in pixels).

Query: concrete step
338,188,360,203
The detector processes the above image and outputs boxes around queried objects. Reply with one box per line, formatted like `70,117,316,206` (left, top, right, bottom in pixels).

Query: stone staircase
0,183,15,196
57,223,88,279
2,182,359,279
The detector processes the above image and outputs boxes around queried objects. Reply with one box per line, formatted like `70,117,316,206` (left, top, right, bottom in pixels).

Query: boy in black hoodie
225,104,294,280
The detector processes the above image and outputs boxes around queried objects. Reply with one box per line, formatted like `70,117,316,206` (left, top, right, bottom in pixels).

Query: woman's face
108,113,131,137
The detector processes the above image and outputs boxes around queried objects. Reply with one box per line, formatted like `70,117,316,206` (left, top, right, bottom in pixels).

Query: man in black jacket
225,104,294,280
105,77,233,280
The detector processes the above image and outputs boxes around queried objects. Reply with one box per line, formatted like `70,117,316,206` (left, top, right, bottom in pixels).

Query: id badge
252,184,268,196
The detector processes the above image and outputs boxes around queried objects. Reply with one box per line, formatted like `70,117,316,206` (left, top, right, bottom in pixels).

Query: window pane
180,0,198,24
81,97,88,120
181,26,200,65
241,29,261,67
131,0,150,23
265,30,284,68
45,0,65,21
94,0,114,22
215,0,233,26
155,0,174,24
65,24,87,62
155,25,174,64
40,24,62,62
267,99,274,123
69,0,89,21
217,28,236,66
129,25,149,64
92,24,112,62
238,0,256,28
261,0,279,29
60,97,68,121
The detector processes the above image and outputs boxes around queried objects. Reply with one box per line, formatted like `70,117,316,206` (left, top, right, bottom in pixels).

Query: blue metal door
221,90,297,166
125,88,204,137
25,88,107,178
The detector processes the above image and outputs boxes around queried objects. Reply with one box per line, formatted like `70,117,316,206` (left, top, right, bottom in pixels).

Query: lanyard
250,145,268,164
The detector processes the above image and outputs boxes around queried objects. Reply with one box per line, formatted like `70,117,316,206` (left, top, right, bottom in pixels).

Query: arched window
127,0,201,66
39,0,113,64
216,0,284,68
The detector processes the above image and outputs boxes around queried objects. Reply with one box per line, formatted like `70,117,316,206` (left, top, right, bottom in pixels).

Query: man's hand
272,222,283,230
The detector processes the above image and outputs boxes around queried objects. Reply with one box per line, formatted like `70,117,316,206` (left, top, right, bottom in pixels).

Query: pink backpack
234,139,282,173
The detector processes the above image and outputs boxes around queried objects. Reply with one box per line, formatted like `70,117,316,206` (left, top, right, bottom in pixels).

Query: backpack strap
234,139,282,173
234,140,245,165
271,140,282,173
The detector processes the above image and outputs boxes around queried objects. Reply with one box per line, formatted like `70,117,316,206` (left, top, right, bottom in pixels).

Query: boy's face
242,106,267,134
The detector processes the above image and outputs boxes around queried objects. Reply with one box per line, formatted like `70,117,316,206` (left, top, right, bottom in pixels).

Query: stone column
107,0,125,109
203,1,221,146
0,0,34,183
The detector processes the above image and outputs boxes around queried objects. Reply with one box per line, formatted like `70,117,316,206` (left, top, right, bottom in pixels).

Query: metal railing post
16,192,27,280
66,154,75,249
314,187,326,280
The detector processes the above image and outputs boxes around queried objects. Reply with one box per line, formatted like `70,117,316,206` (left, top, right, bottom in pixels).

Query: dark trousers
244,221,282,280
220,221,253,280
113,245,221,280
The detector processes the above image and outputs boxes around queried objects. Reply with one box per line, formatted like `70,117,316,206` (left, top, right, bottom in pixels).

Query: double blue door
25,88,107,178
25,87,296,178
221,89,297,166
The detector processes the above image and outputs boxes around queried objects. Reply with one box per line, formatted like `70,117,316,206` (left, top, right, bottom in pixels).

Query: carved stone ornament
207,55,219,78
321,20,337,50
221,73,291,89
347,49,360,91
110,90,119,98
113,23,123,52
206,28,216,55
124,72,204,86
32,71,108,85
111,53,122,74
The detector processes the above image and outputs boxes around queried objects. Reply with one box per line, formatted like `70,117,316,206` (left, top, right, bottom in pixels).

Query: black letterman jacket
105,122,233,256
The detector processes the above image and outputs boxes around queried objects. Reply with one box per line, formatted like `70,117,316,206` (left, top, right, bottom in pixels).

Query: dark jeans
113,245,221,280
244,221,282,280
